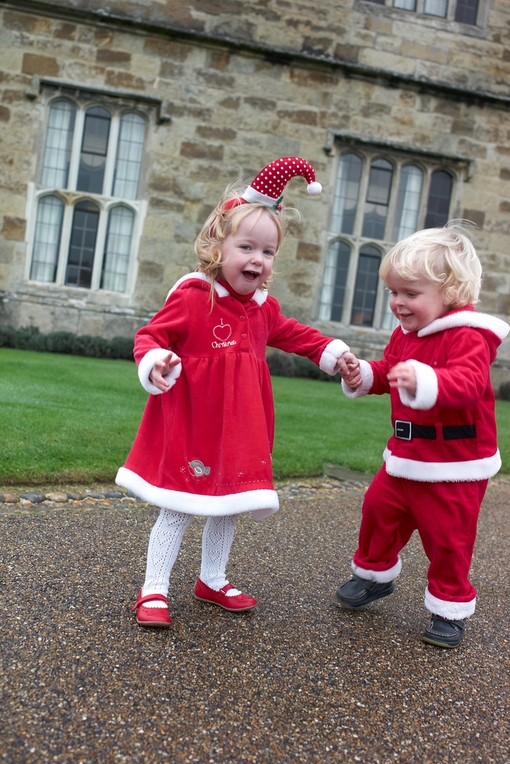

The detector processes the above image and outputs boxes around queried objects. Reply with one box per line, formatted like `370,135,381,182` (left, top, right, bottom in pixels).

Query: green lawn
1,347,509,485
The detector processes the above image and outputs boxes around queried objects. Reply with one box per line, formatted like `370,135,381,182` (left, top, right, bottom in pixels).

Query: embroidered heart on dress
213,319,232,341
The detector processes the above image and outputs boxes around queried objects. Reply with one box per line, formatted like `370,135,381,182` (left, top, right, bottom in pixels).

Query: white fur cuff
398,359,438,410
138,348,182,395
424,587,476,620
320,339,350,376
351,557,402,583
342,359,373,398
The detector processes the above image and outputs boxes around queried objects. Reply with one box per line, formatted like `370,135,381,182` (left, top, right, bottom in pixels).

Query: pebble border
0,478,368,515
1,476,508,515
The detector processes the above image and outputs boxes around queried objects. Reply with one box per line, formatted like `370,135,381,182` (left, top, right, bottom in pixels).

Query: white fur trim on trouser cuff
342,359,373,398
398,359,438,410
115,467,279,521
138,348,182,395
319,339,350,375
424,587,476,620
351,557,402,583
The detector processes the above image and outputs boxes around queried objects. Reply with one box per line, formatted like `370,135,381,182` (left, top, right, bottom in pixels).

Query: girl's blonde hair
194,182,299,296
379,223,482,307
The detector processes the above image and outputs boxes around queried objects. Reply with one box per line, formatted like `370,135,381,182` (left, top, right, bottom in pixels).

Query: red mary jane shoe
131,590,171,628
194,578,257,611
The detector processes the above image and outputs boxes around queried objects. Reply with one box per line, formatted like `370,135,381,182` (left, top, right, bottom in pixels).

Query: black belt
394,420,476,441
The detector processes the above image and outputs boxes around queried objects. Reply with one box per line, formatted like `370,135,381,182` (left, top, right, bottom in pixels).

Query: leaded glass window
28,95,148,293
319,145,458,330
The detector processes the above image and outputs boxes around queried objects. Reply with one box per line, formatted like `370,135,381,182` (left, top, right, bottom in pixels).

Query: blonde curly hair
194,182,299,298
379,223,482,307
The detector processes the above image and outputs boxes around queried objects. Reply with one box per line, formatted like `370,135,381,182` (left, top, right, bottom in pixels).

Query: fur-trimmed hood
417,305,509,342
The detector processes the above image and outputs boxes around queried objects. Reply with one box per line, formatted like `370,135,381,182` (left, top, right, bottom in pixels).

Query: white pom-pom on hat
307,181,322,195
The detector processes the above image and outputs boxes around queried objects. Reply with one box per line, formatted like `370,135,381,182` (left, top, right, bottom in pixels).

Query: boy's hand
149,352,181,392
337,352,362,389
388,362,417,395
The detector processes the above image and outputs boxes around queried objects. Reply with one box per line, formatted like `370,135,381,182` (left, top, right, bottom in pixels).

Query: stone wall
0,0,509,371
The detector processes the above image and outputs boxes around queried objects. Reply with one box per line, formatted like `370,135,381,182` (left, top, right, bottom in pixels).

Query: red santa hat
224,156,322,211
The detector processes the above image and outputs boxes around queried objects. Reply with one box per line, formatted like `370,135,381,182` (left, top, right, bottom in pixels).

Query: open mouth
242,270,260,280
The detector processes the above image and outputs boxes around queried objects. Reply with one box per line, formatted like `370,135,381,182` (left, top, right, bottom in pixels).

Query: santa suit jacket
342,306,509,482
116,273,349,519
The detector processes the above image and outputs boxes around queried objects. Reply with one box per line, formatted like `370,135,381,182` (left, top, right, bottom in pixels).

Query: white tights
141,509,239,606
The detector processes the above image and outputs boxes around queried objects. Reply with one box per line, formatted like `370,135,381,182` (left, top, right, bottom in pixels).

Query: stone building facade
0,0,509,378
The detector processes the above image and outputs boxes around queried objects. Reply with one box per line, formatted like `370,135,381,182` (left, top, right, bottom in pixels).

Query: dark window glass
362,159,393,239
76,107,111,194
366,0,385,4
455,0,478,24
66,200,99,288
351,245,381,327
424,170,453,228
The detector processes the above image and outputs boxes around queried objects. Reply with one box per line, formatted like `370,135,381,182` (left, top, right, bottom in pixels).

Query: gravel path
0,477,508,763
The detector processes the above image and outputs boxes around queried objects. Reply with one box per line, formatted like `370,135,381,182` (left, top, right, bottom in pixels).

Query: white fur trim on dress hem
138,348,182,395
424,587,476,619
319,339,350,375
383,448,501,482
351,557,402,583
116,467,279,521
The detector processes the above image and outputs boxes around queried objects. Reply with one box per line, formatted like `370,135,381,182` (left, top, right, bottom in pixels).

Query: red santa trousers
352,467,488,620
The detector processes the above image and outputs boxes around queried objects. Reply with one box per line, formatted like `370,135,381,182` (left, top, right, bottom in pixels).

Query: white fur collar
166,272,268,305
417,309,509,340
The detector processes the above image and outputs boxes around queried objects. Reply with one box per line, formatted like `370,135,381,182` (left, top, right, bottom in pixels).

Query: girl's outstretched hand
149,352,181,392
387,362,417,395
337,352,362,389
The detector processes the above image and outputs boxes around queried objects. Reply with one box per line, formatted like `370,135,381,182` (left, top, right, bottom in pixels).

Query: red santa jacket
343,306,509,482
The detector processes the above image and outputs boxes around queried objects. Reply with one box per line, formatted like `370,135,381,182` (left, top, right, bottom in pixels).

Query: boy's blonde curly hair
379,223,482,307
194,182,299,296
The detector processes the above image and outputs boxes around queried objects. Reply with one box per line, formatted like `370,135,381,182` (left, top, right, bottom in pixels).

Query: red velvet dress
117,273,348,520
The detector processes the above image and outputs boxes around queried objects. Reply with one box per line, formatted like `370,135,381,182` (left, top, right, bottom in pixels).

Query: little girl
117,157,357,627
337,225,509,648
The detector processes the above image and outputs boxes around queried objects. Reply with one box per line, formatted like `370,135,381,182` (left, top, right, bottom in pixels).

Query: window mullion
55,203,74,286
68,109,84,192
344,156,369,323
417,168,432,227
386,162,401,243
91,205,108,290
24,183,37,281
104,114,120,198
354,160,370,240
373,279,388,328
340,239,358,325
125,200,144,294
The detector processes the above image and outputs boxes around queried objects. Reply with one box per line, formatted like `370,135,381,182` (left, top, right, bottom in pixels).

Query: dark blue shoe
335,574,395,609
422,615,466,648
